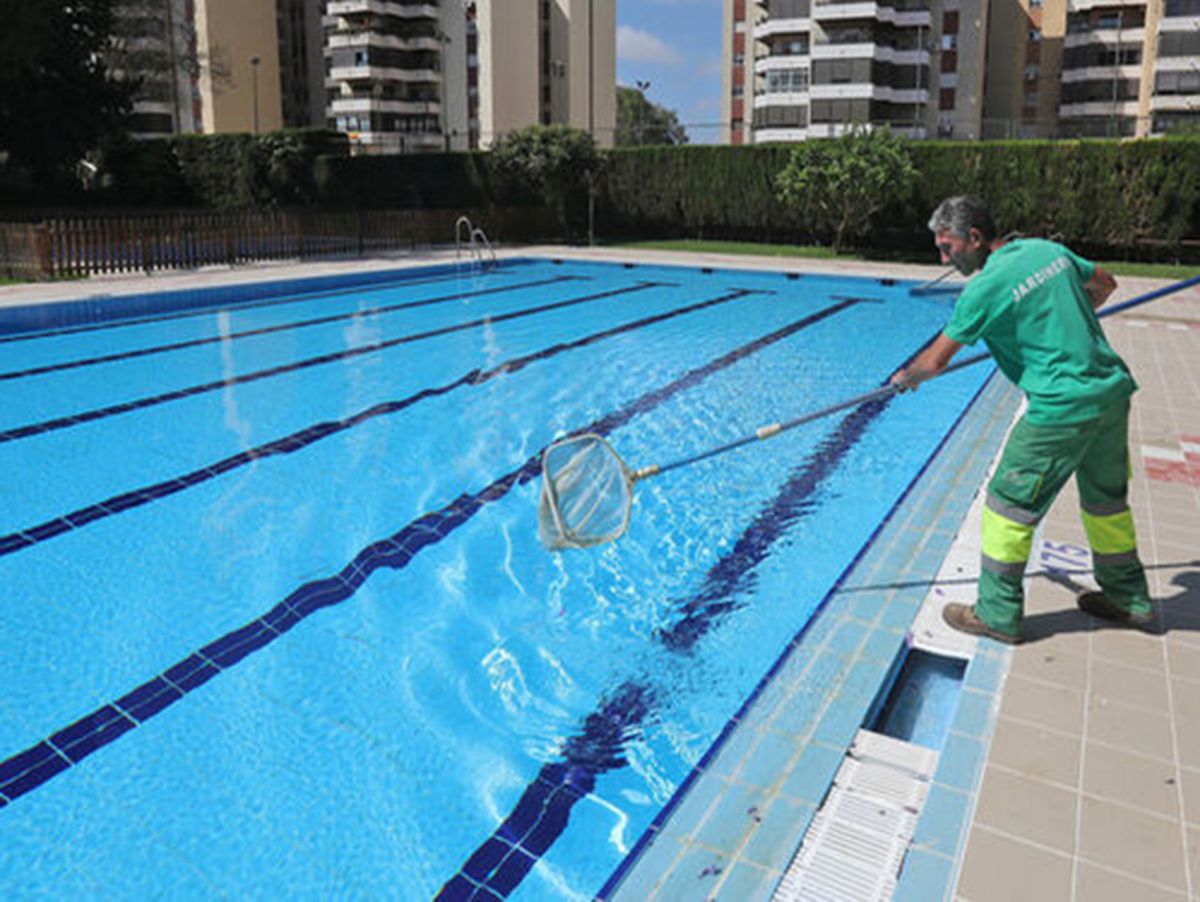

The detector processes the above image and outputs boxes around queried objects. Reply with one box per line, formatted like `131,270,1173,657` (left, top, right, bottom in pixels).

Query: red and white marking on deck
1142,438,1200,486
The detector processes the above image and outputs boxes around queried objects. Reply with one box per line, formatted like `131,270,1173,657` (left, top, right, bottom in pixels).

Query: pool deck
4,248,1197,901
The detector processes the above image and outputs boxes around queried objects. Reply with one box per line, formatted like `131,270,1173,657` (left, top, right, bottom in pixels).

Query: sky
615,0,724,143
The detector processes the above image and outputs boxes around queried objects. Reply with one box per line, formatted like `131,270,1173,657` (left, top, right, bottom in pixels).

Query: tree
490,125,600,241
616,86,688,146
775,128,918,253
0,0,134,185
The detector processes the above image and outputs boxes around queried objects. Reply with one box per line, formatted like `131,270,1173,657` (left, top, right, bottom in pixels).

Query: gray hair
927,195,996,241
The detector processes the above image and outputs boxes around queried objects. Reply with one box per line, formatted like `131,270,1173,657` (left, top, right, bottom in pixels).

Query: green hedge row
595,139,1200,259
4,131,1196,259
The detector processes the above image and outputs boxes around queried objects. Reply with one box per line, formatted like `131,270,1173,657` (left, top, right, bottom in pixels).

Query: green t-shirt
944,238,1136,424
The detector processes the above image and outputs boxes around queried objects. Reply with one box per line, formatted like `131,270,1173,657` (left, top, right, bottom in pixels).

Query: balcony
327,66,442,83
328,33,442,52
809,83,930,103
754,17,813,38
1061,64,1144,82
327,0,438,19
1063,28,1146,49
1066,0,1146,10
811,1,932,26
330,97,441,115
1151,94,1200,111
1058,99,1141,116
810,43,932,65
754,89,811,107
756,54,811,74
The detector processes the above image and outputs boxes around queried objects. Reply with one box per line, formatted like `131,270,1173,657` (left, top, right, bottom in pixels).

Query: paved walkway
953,278,1200,902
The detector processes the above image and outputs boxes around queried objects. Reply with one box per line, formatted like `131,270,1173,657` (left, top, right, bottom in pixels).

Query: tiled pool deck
3,248,1196,901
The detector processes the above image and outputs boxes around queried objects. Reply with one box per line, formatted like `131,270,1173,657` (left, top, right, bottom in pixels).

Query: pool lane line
0,276,585,383
0,280,670,446
0,265,534,345
438,333,953,900
0,298,865,811
0,286,761,558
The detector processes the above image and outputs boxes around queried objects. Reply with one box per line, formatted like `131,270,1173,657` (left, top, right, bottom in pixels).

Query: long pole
633,274,1200,482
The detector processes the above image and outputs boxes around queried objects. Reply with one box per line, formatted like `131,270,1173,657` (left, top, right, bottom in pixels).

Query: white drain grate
772,730,938,902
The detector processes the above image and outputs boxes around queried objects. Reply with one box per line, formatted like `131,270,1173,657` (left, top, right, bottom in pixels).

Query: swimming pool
0,258,990,898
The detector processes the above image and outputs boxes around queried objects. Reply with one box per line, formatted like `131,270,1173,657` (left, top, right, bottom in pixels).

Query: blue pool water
0,259,989,898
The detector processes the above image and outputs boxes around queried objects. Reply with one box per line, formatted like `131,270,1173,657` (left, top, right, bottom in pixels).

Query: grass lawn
618,239,1198,280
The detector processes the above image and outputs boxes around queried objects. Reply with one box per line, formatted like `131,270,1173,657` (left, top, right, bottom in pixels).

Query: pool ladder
455,216,497,272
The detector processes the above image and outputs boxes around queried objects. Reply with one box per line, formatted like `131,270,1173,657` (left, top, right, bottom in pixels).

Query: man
891,195,1151,644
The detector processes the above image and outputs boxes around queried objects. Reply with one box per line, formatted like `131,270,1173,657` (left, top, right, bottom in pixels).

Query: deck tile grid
954,291,1200,902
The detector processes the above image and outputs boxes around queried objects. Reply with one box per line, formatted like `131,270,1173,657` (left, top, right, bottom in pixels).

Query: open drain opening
867,647,966,751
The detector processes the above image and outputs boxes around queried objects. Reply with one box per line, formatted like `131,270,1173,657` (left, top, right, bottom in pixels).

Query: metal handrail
454,215,473,261
471,227,497,270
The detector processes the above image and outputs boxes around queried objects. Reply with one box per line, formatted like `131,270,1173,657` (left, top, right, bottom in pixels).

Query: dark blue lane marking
0,281,667,446
0,287,761,558
437,334,949,900
0,276,582,383
0,265,529,345
0,299,862,810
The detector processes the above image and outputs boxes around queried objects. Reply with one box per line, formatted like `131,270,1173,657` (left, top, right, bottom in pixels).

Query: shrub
775,128,919,253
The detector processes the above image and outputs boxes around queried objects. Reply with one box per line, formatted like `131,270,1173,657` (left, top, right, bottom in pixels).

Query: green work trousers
976,397,1150,636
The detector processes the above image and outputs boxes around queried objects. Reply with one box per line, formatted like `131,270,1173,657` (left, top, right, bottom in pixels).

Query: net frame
538,434,634,550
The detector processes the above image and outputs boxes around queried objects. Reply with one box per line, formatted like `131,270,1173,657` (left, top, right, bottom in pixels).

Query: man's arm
890,333,964,392
1084,266,1117,310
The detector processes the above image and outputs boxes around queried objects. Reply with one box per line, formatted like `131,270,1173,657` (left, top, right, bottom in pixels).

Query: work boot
942,602,1022,645
1077,591,1153,627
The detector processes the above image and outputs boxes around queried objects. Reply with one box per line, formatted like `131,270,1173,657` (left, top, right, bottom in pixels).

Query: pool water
0,259,988,898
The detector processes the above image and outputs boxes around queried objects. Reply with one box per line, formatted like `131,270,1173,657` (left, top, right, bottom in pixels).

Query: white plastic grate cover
772,729,938,902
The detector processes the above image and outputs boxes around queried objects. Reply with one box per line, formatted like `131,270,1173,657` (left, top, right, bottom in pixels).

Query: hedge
3,132,1196,259
592,138,1200,260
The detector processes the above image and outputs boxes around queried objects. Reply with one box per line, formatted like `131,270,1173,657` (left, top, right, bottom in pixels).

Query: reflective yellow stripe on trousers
981,497,1037,578
1081,499,1140,566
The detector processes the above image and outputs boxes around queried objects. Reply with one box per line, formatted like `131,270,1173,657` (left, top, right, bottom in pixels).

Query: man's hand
892,333,964,394
891,368,921,392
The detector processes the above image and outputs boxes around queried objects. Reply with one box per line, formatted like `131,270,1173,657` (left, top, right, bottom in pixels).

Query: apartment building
111,0,203,138
726,0,1198,142
725,0,987,142
325,0,615,154
1153,0,1200,133
323,0,467,153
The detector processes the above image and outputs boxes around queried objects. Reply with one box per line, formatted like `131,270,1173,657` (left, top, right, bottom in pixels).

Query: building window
939,88,955,110
1029,28,1041,42
941,34,956,51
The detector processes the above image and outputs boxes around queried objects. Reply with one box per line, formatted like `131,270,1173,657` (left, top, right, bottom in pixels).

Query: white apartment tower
725,0,988,142
727,0,1198,142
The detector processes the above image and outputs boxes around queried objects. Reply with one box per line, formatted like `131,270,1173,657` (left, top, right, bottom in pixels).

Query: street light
635,79,650,143
250,56,261,135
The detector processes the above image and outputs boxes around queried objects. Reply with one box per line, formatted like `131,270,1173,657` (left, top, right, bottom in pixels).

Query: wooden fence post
34,223,53,280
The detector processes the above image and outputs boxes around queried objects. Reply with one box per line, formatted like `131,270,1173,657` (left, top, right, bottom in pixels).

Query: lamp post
635,79,650,144
250,56,261,135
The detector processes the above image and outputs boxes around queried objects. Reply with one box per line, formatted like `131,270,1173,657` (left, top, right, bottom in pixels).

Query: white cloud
617,25,682,65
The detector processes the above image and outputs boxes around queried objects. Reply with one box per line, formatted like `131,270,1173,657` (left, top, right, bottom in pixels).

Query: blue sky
616,0,724,142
